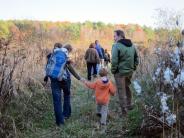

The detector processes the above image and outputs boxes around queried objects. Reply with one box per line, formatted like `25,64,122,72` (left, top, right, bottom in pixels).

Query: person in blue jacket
95,40,104,73
44,43,81,126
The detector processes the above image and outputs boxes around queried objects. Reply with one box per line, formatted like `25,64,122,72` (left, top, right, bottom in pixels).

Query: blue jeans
50,77,71,126
62,78,71,118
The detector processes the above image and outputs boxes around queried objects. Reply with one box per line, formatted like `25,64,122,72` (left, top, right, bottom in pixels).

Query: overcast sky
0,0,184,27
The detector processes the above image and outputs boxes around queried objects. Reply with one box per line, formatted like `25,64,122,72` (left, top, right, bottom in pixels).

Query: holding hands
80,77,86,84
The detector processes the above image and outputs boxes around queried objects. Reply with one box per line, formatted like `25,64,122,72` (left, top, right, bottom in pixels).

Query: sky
0,0,184,27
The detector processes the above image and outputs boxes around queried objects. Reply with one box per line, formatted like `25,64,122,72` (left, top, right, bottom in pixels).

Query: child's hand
92,95,95,99
80,77,86,83
111,93,115,96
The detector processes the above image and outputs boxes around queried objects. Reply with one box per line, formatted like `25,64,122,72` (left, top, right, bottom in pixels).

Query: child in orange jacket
83,68,116,125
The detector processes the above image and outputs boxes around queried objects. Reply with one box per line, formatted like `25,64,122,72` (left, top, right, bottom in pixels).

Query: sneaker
100,123,107,134
56,122,64,127
64,116,70,120
94,122,100,130
100,123,106,126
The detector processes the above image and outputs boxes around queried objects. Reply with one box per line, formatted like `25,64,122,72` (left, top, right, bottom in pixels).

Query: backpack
104,53,110,61
45,48,67,81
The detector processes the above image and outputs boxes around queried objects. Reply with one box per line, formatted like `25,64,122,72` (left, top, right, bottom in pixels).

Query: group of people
44,29,139,127
84,40,110,80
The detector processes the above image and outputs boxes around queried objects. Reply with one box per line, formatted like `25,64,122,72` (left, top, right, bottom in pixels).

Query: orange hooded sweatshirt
85,78,116,105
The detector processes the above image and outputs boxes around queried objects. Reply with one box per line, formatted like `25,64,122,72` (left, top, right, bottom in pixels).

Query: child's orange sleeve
109,81,116,96
85,81,96,90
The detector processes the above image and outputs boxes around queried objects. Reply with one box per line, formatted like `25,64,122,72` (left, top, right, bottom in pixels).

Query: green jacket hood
117,39,133,47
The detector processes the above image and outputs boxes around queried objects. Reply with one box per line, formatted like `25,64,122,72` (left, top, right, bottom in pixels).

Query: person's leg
114,74,127,115
68,78,72,115
96,104,102,117
92,63,97,78
50,78,64,125
104,61,108,68
62,79,71,118
100,105,108,125
101,59,105,68
96,59,101,74
125,75,133,110
91,66,94,76
87,62,92,80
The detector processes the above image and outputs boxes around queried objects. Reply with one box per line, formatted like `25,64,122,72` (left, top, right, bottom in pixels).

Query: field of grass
16,77,140,138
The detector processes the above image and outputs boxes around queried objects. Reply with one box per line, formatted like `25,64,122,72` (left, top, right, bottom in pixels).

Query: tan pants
114,73,132,114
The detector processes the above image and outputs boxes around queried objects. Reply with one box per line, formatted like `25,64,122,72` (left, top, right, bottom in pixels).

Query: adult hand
67,59,74,64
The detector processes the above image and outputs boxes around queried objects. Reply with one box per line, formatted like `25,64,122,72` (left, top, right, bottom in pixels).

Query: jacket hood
118,39,133,47
54,47,69,57
96,77,110,89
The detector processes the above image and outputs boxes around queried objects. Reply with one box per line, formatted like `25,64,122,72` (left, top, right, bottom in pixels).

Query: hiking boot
64,116,70,120
64,115,71,120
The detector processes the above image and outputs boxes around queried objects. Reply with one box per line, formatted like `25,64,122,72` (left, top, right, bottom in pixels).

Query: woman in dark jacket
84,43,100,80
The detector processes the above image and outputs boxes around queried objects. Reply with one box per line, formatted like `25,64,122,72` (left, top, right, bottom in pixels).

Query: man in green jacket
111,30,139,115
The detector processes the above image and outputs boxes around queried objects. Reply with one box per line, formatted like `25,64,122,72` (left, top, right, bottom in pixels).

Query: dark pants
62,78,71,118
114,73,132,115
87,62,97,80
50,77,71,126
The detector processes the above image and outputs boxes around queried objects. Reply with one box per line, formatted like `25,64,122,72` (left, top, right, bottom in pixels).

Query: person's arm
95,49,100,64
44,53,52,83
66,64,81,80
101,47,105,59
44,76,49,83
108,53,111,62
84,49,88,60
96,46,103,59
85,81,96,89
109,81,116,96
99,47,104,59
111,44,119,74
47,53,52,60
134,47,139,70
